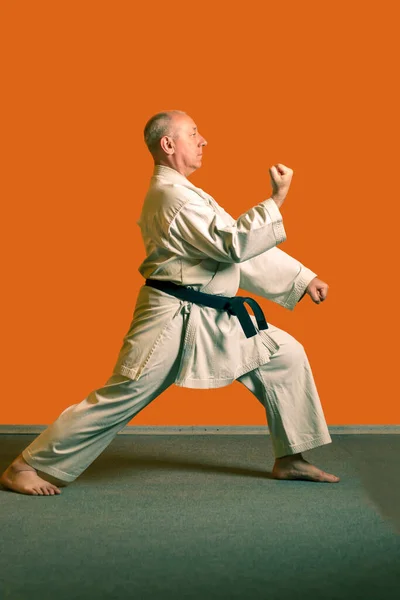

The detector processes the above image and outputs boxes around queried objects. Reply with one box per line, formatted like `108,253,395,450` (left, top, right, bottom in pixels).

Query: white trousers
21,312,332,483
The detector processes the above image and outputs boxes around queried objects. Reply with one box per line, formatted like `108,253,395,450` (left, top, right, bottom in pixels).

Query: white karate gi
112,165,320,388
21,164,332,483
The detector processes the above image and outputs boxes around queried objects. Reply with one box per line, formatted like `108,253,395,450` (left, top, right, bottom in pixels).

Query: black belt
145,278,269,339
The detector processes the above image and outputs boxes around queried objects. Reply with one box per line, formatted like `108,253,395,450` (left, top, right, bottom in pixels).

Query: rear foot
272,455,340,483
0,454,66,495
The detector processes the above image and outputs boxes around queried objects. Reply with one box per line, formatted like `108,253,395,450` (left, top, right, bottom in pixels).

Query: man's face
168,115,207,176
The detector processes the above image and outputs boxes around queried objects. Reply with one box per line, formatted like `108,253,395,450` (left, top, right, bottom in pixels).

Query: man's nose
199,135,207,146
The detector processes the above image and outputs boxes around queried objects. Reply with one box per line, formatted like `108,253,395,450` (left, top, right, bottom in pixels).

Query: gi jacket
112,165,318,389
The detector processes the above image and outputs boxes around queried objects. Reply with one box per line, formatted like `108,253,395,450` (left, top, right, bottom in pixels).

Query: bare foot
0,454,67,495
272,454,340,483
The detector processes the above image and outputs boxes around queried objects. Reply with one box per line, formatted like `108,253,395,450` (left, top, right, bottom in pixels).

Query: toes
321,472,340,482
42,486,62,495
31,486,61,495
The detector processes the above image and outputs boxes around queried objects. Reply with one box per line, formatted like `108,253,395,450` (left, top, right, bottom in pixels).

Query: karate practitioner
0,110,340,496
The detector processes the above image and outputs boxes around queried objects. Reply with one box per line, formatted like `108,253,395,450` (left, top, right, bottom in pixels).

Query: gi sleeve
168,193,286,264
239,246,318,311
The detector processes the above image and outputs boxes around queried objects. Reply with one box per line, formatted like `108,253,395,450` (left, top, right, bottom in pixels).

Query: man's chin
192,159,203,170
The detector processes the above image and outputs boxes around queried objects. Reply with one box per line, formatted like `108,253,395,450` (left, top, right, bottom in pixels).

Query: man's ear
160,135,174,155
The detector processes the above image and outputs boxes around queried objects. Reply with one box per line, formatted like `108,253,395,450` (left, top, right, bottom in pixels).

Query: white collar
151,164,213,201
152,164,193,185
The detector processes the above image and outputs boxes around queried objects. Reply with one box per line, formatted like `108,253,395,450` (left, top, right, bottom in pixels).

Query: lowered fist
305,277,329,304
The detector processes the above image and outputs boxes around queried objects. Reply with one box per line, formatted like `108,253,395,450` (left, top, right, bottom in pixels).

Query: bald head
143,110,187,157
143,110,208,177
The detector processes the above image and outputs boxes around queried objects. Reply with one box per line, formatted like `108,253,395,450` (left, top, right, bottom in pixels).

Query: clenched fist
305,277,329,304
269,163,293,208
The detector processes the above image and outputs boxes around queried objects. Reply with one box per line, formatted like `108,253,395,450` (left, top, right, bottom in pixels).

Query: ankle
276,452,303,461
11,455,37,472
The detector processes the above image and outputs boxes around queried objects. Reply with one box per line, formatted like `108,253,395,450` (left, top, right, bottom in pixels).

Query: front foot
272,455,340,483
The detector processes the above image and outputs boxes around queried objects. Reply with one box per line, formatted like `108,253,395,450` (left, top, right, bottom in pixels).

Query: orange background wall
1,1,398,426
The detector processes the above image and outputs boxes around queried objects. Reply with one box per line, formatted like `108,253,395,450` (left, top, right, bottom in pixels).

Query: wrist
271,195,284,208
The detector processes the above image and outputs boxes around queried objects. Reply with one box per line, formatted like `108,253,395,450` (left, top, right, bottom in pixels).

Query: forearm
239,246,317,310
168,196,287,264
